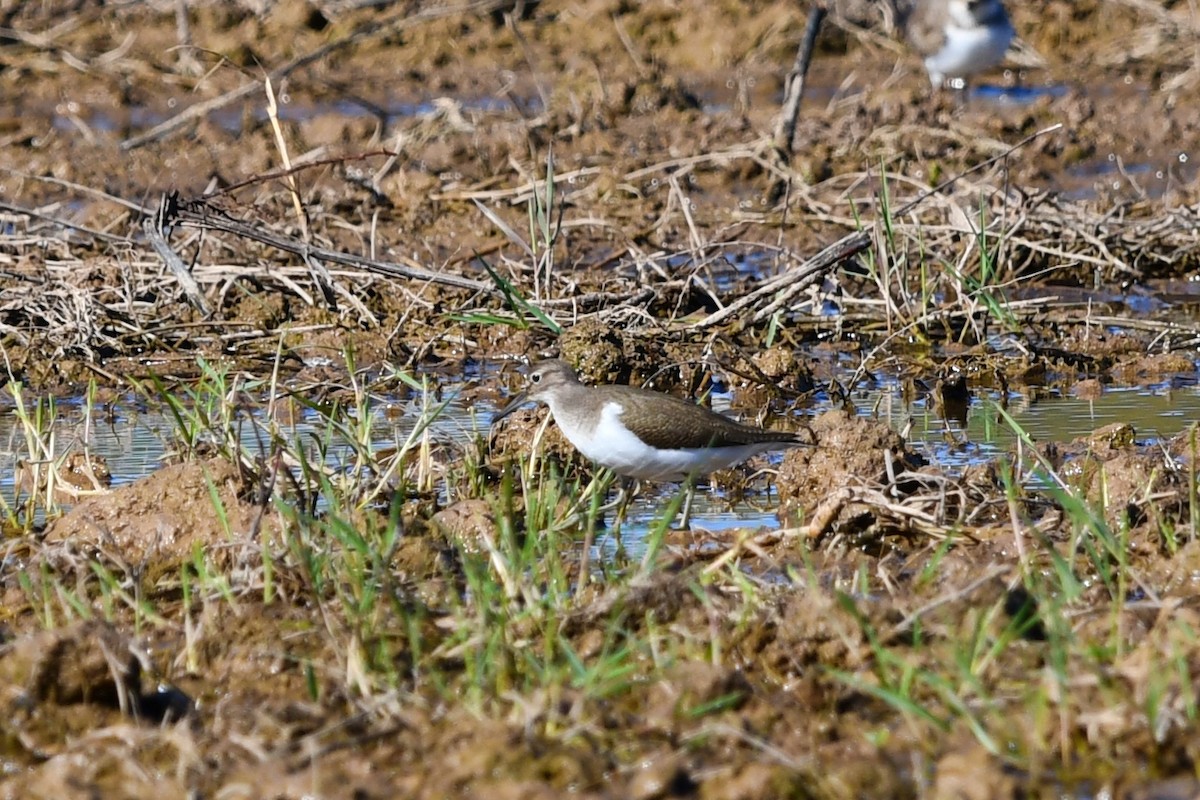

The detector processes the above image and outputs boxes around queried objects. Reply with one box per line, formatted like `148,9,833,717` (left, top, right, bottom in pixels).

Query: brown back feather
608,386,801,450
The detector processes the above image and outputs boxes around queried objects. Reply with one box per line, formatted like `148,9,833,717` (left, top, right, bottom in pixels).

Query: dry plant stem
163,195,497,296
683,722,812,771
1006,481,1029,573
693,231,871,329
703,480,984,576
702,486,853,575
697,124,1064,330
144,195,211,316
0,200,126,245
204,149,402,200
173,0,201,76
263,77,337,310
1,170,150,215
263,77,309,245
504,8,550,112
773,3,828,157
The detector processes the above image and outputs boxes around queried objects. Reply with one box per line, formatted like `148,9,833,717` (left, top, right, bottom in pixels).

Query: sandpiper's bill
898,0,1014,89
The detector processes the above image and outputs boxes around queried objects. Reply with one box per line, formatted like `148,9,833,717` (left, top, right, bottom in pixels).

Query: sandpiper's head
521,359,581,403
492,359,581,423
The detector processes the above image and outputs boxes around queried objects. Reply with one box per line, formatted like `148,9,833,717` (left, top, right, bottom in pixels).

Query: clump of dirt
729,346,816,410
1057,422,1188,536
0,620,190,766
429,497,507,553
755,587,869,674
776,408,926,524
745,347,815,392
0,620,142,710
14,451,111,504
556,318,682,390
1070,377,1106,399
40,457,266,572
557,320,635,384
932,738,1020,800
1111,351,1198,382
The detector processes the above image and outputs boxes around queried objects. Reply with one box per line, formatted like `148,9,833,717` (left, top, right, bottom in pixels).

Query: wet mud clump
776,408,926,527
40,458,268,571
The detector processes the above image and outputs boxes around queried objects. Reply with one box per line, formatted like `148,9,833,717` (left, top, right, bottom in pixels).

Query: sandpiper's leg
576,468,624,521
678,476,699,529
612,477,639,529
578,472,613,593
608,478,643,559
578,501,599,593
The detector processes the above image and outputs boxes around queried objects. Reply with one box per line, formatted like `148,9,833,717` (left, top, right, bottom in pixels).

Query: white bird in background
895,0,1015,89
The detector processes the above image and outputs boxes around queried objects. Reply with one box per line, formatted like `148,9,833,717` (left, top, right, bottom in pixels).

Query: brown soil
1,0,1200,797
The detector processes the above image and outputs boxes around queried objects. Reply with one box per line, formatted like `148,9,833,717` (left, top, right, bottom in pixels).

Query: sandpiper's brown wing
609,386,800,450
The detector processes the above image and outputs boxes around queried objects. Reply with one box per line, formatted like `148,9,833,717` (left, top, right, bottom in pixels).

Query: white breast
925,21,1013,84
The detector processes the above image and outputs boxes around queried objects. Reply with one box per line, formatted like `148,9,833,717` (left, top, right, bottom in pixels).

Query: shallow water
607,378,1200,554
2,372,1196,554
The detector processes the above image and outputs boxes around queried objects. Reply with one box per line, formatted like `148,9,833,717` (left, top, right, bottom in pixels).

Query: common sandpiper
897,0,1014,89
492,359,811,523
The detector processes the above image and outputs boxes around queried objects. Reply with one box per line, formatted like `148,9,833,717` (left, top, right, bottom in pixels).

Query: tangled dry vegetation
0,0,1199,798
0,1,1197,389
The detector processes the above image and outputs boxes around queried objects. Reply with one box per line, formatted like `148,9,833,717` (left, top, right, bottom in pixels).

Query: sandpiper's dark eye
531,373,541,383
